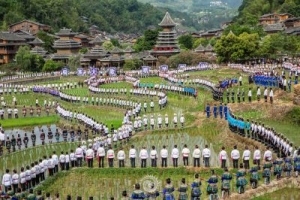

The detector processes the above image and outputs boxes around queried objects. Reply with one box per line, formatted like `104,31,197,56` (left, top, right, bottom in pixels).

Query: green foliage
0,0,205,33
103,41,114,51
1,116,60,128
42,60,62,72
214,31,260,63
235,0,300,26
36,31,55,53
15,46,45,72
123,59,142,70
110,39,121,47
68,55,81,71
133,29,159,52
178,34,193,50
286,107,300,125
79,48,88,54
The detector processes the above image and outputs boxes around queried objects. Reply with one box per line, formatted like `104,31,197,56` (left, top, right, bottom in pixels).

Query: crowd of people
1,65,299,199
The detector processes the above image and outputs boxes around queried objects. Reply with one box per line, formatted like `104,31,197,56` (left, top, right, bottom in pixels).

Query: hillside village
0,12,300,68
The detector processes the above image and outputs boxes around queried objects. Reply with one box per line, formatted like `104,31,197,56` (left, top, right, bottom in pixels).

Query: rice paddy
1,67,299,199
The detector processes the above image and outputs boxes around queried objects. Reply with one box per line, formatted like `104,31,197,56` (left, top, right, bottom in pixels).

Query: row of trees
15,46,64,72
214,32,300,63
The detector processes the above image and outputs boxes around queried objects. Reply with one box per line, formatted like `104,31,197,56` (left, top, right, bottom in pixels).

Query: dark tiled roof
159,12,176,27
74,34,88,39
110,47,123,54
89,36,103,44
124,46,134,53
53,39,82,49
9,20,50,28
285,27,300,34
143,55,157,61
56,28,77,36
205,44,214,51
263,23,284,32
0,32,26,41
28,37,44,45
195,44,205,52
30,46,47,56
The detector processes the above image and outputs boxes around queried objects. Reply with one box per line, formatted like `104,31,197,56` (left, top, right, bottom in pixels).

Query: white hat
81,140,86,145
165,114,168,116
107,134,111,138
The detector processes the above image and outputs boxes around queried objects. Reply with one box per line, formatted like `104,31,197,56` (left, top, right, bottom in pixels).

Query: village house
9,20,51,35
0,32,26,64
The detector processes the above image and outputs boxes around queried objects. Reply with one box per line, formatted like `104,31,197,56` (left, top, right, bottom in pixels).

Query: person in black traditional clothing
23,133,29,148
17,134,22,150
31,131,36,147
6,136,11,153
70,127,75,142
62,127,68,142
11,134,16,152
47,127,53,143
55,129,60,143
40,130,45,145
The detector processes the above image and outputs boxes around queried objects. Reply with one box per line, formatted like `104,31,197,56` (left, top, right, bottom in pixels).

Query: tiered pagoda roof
194,44,205,53
151,12,180,56
55,28,77,37
84,46,107,59
124,46,134,53
110,47,123,54
28,37,44,46
53,28,82,50
158,12,176,27
30,46,47,56
89,36,103,46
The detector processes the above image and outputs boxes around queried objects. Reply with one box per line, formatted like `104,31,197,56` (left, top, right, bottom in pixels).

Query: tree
178,34,193,50
79,48,88,54
42,60,61,72
15,46,32,71
214,31,259,63
68,55,81,71
193,38,209,49
133,29,159,52
36,31,55,53
123,59,142,70
110,39,121,47
15,46,45,72
103,41,114,51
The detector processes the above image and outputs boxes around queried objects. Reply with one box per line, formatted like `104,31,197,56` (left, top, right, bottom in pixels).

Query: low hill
0,0,200,33
235,0,300,25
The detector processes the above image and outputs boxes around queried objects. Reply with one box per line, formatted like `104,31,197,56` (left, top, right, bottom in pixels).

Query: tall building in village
51,28,82,62
151,12,180,57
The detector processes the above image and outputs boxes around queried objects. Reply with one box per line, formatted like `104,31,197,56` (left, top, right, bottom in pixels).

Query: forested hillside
235,0,300,25
0,0,200,33
138,0,242,30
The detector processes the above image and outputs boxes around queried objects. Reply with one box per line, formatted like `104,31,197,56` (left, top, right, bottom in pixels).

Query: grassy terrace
0,68,299,199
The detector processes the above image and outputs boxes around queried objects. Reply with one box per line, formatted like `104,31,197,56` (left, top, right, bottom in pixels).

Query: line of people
224,87,274,104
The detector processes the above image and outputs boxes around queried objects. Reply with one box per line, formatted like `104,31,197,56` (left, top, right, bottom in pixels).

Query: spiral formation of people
0,61,300,200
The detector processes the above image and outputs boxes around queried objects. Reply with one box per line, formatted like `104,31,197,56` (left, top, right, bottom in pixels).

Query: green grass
0,115,60,128
0,142,78,173
35,167,230,200
252,187,300,200
140,77,168,84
